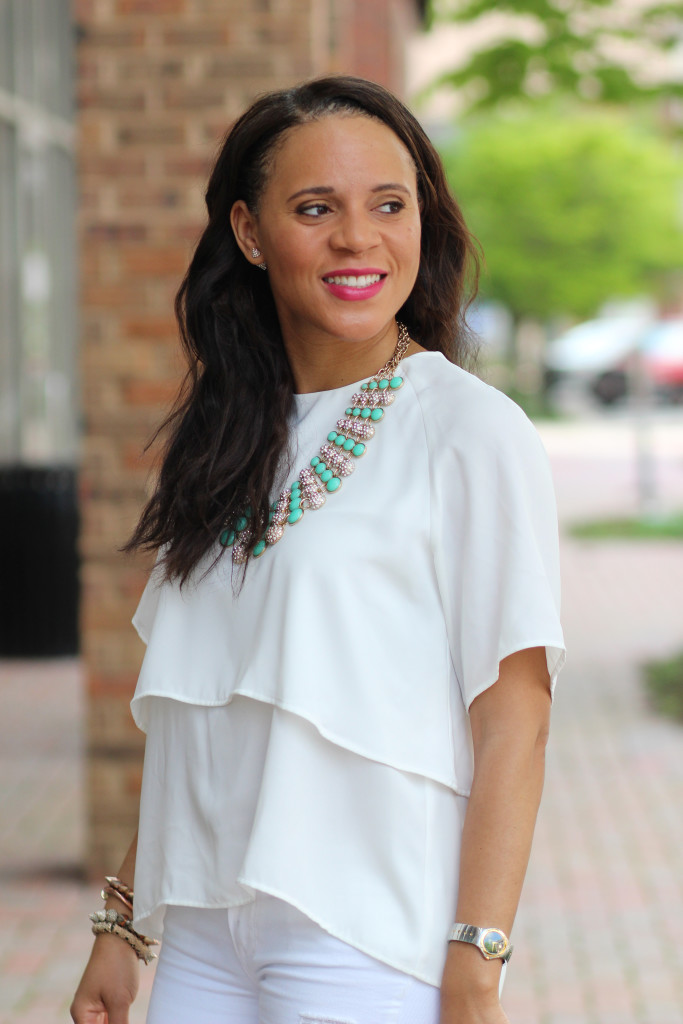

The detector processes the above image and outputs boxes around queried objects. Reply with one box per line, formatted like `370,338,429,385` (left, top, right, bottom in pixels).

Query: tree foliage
428,0,683,112
440,111,683,319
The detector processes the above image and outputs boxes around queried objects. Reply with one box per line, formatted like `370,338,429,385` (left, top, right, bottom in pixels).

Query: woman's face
232,114,422,348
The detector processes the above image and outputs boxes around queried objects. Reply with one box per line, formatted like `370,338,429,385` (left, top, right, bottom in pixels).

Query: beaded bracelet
90,879,159,965
101,885,133,913
90,907,158,949
90,909,159,963
88,909,157,946
90,908,133,929
104,875,135,903
91,919,158,964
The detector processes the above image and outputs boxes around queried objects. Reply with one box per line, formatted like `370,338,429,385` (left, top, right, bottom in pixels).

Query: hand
440,943,510,1024
440,983,510,1024
70,933,140,1024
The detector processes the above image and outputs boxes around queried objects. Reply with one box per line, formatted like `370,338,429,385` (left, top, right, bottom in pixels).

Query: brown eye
299,203,332,217
376,200,405,214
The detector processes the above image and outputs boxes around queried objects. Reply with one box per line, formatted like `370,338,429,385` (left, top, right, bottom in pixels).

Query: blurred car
544,317,650,405
641,320,683,403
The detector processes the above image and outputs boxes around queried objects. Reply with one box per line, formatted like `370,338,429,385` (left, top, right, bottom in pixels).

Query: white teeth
324,274,382,288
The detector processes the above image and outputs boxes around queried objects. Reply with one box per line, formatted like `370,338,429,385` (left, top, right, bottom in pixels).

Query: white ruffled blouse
130,350,566,987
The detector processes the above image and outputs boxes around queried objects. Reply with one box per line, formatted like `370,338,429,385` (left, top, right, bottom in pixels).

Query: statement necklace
220,322,411,565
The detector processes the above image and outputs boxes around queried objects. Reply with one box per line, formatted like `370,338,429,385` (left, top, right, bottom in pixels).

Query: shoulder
402,351,545,464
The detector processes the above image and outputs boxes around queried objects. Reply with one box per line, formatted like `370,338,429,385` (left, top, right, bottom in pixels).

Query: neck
284,322,401,395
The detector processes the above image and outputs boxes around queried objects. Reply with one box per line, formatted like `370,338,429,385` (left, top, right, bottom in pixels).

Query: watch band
447,923,513,963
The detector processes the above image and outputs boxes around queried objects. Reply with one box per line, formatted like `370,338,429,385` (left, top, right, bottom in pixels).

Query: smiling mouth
322,273,386,288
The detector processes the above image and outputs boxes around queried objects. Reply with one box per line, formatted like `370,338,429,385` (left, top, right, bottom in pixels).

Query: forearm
442,731,547,1003
71,831,141,1022
440,647,552,1020
102,830,138,914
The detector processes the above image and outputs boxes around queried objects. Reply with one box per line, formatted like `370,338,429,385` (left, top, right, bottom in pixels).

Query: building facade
75,0,422,872
0,0,79,659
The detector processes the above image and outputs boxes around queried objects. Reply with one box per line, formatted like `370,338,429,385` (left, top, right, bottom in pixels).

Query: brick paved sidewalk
503,540,683,1024
2,416,683,1023
0,660,155,1024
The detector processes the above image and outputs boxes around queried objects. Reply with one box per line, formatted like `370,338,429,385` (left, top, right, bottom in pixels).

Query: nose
330,207,380,254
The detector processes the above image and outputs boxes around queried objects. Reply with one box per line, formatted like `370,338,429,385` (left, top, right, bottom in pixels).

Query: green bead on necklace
221,323,410,564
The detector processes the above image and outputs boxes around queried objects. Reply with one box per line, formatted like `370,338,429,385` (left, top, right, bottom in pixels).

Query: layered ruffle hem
129,351,566,986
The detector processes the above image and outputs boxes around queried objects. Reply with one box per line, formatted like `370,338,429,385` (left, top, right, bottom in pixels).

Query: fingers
70,996,104,1023
105,993,133,1024
70,992,132,1024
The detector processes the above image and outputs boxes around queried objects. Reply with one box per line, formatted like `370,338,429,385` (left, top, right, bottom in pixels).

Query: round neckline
292,349,438,406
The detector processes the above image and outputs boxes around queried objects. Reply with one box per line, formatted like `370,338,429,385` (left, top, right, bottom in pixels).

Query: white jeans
146,893,442,1024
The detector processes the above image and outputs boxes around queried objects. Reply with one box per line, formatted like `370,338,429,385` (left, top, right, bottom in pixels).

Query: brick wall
76,0,420,874
332,0,416,93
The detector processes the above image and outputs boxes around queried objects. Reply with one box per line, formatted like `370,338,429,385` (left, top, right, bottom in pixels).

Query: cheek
271,231,319,274
400,222,422,270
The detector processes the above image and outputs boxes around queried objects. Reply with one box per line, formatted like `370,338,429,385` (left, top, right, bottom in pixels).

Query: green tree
440,110,683,322
428,0,683,112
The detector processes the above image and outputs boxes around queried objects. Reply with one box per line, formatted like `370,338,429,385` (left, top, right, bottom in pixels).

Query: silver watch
447,924,513,963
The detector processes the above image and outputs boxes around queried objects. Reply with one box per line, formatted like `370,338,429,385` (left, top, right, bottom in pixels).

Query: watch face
481,929,508,956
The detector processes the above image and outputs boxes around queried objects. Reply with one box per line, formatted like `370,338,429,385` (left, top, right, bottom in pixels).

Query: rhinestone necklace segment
220,323,411,564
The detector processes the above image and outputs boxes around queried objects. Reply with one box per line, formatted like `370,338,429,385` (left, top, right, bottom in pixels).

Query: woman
71,75,565,1024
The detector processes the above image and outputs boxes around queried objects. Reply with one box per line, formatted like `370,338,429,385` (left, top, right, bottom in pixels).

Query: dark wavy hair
125,75,481,585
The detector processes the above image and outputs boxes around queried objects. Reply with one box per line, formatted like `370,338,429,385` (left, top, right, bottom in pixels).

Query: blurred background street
2,409,683,1024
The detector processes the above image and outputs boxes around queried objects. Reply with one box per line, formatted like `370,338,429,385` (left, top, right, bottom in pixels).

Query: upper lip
322,268,387,278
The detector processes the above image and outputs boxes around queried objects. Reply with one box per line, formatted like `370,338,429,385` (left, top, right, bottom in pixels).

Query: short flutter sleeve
422,371,566,711
131,554,165,646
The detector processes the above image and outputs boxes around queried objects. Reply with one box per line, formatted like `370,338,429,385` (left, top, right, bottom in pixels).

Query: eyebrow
286,183,412,203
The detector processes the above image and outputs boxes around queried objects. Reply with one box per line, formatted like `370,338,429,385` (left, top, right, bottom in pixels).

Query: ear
230,200,263,266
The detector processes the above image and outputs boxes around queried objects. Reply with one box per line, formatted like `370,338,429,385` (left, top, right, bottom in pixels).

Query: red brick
79,155,147,177
82,283,147,308
122,379,179,406
117,57,186,80
87,223,148,241
121,244,189,276
206,54,275,77
77,55,100,81
122,315,178,338
164,155,214,176
117,0,187,13
172,222,205,243
78,88,147,111
73,0,96,18
86,673,141,697
119,185,185,208
77,117,103,152
122,439,158,471
116,122,186,146
163,86,227,109
162,26,233,46
78,26,147,48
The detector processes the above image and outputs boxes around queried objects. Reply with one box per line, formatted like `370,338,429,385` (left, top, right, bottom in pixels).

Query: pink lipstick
322,268,387,302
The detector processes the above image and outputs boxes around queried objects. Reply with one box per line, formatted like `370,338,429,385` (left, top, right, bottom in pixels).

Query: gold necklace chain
371,321,411,381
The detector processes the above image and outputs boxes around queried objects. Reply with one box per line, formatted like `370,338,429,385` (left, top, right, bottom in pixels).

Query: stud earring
250,247,267,271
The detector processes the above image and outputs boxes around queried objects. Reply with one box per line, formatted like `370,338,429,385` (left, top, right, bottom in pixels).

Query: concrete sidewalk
2,415,683,1023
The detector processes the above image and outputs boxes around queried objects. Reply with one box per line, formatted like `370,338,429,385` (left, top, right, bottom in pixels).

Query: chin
323,310,397,342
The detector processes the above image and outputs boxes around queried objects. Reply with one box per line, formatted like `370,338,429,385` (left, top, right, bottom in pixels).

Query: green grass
570,512,683,540
503,386,566,422
643,652,683,723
